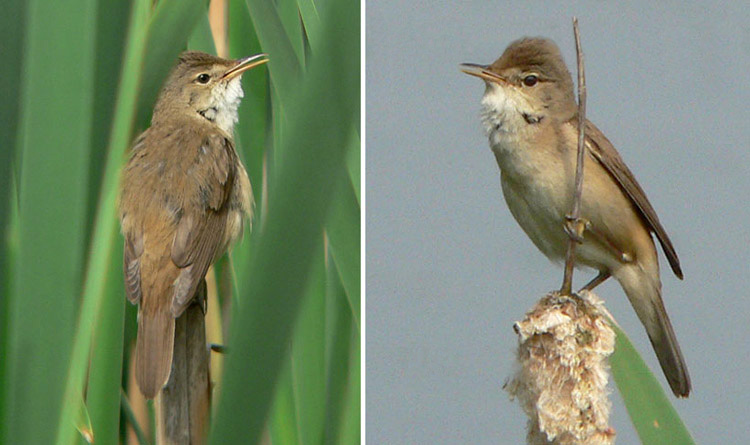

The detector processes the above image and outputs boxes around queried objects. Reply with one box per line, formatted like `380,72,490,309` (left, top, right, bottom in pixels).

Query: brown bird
118,51,267,398
461,38,690,397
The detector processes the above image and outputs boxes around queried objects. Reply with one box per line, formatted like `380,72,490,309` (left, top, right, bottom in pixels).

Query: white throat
480,83,542,158
480,84,530,137
200,77,244,134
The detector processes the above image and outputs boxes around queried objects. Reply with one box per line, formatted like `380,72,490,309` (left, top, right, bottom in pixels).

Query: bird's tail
135,307,175,399
615,264,691,397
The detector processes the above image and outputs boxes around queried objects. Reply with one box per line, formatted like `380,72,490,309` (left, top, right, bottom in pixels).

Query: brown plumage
119,51,265,398
462,38,690,397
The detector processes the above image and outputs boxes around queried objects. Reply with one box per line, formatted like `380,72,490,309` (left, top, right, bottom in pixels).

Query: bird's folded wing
170,133,236,316
583,119,683,279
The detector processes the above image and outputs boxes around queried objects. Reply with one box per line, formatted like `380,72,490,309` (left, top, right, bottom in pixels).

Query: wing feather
169,133,236,316
583,119,682,279
123,232,144,304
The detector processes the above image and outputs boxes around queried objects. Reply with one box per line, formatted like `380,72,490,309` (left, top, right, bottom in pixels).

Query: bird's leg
196,280,228,354
194,279,208,315
579,271,611,292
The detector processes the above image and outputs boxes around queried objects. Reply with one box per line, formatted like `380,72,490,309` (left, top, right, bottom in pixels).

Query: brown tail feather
649,299,691,397
135,308,175,399
615,264,691,397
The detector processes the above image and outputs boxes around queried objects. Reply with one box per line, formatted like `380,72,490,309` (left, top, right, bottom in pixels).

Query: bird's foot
209,343,227,354
564,215,588,243
564,217,633,264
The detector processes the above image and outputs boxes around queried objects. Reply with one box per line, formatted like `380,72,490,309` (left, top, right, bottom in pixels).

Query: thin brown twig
560,18,587,295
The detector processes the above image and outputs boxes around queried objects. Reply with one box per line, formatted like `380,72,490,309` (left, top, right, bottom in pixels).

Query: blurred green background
0,0,359,443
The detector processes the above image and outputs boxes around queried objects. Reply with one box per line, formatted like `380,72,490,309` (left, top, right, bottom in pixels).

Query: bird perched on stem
461,38,690,397
119,51,267,398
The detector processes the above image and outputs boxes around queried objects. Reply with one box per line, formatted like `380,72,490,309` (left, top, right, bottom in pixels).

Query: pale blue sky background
366,1,750,443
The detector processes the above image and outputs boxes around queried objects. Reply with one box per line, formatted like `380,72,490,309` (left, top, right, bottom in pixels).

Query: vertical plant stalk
507,18,618,444
155,286,211,445
209,0,358,440
208,0,228,58
53,0,151,441
560,17,587,295
121,390,149,445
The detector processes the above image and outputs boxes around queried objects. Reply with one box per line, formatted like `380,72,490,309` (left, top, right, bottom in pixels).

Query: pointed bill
223,53,269,81
460,63,508,85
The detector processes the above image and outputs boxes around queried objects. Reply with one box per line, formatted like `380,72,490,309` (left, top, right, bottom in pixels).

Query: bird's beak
460,63,507,84
223,53,269,81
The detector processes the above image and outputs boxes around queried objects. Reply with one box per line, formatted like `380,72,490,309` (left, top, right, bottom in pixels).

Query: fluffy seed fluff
505,291,616,445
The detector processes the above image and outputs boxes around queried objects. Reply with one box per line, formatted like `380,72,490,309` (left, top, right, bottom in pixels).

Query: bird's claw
564,215,588,243
209,343,227,354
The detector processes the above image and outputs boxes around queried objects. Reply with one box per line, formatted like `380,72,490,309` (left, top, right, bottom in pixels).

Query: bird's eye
522,75,538,87
197,73,211,84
